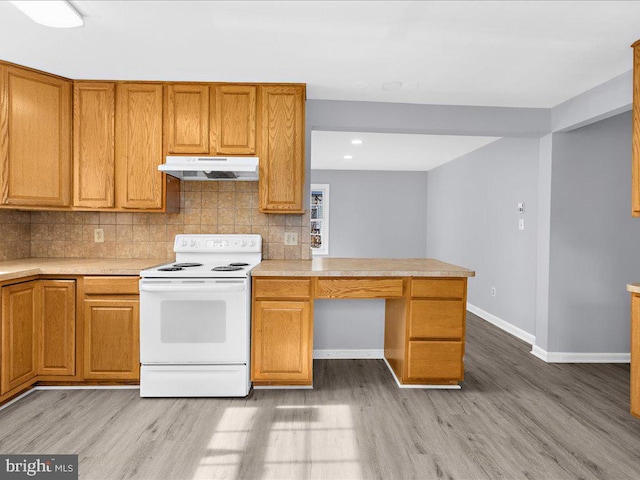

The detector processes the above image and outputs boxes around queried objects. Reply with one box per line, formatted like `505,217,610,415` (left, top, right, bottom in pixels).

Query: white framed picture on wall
310,184,329,255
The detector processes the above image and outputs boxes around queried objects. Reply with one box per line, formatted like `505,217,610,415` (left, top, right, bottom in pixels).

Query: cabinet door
39,280,76,377
406,341,463,382
259,86,305,213
115,83,163,209
214,85,256,155
0,65,71,207
252,300,312,384
73,82,115,208
165,84,210,154
1,281,38,394
632,294,640,418
633,43,640,217
83,298,139,380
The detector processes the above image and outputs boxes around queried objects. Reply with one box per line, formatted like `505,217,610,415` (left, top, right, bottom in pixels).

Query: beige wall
0,210,31,260
27,182,310,260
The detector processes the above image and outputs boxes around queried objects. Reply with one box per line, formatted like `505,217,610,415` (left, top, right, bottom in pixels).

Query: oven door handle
139,284,246,293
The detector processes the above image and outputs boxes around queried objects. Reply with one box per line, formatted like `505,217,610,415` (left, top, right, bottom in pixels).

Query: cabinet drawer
411,278,465,299
253,278,311,299
316,278,403,299
406,341,463,381
409,300,465,339
83,276,139,295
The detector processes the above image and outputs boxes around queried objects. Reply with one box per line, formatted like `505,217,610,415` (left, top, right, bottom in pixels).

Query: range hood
159,156,259,181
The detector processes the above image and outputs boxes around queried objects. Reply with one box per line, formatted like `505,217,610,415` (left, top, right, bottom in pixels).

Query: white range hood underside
159,156,259,181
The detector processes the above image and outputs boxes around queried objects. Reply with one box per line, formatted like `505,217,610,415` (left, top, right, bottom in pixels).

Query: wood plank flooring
1,312,640,479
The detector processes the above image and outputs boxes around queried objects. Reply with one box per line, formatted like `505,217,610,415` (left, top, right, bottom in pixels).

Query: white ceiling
0,1,639,108
311,131,500,171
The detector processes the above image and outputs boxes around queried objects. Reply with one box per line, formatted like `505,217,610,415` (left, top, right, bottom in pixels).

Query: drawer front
83,276,139,295
411,278,465,299
406,341,463,380
315,278,404,299
253,278,311,299
409,300,465,339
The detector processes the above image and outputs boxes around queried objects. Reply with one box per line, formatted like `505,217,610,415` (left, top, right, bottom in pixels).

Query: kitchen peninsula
250,257,475,388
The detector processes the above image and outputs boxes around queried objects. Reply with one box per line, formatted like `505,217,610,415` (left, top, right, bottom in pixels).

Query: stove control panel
174,234,261,253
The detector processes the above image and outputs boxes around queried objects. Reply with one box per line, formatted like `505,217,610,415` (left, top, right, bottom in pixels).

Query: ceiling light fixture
10,0,84,28
351,139,363,145
343,155,353,160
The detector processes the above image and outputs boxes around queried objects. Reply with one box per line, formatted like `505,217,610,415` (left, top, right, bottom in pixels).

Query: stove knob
249,240,256,247
190,240,196,247
240,240,246,247
181,240,187,247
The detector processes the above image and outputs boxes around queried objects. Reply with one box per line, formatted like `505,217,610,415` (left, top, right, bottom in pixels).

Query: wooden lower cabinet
406,341,464,380
631,293,640,418
252,300,312,385
83,296,139,381
39,280,76,377
1,281,38,395
385,277,467,385
250,275,467,388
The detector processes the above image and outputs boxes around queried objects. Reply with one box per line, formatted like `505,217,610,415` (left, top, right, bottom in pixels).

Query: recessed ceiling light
351,139,363,145
352,81,369,90
343,155,353,160
10,0,84,28
382,81,403,91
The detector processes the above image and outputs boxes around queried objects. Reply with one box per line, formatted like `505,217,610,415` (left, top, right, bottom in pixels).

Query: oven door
139,278,249,364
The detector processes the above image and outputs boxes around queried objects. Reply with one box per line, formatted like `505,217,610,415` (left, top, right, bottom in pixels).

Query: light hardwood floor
1,312,639,480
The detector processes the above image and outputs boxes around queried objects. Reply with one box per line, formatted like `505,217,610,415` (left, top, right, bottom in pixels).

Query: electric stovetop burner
229,262,249,267
159,267,184,271
212,265,243,272
173,263,203,268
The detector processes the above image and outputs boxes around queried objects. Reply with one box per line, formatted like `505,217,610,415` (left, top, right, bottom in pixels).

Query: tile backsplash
25,182,310,261
0,210,31,260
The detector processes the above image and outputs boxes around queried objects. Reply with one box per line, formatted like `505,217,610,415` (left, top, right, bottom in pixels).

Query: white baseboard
467,303,536,345
313,349,384,359
382,357,460,389
531,345,630,363
34,385,140,390
467,304,629,363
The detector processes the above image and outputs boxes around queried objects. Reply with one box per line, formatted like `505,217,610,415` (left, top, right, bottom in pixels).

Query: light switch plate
284,232,299,246
94,228,105,243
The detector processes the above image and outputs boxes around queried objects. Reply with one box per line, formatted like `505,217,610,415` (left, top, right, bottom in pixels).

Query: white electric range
139,234,262,397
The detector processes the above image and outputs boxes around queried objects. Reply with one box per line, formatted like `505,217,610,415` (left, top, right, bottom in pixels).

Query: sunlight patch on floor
192,406,257,479
262,404,363,479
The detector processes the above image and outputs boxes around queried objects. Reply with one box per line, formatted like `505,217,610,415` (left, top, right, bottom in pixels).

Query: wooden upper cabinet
73,82,115,208
633,41,640,217
1,281,39,394
165,84,210,154
259,85,305,213
115,83,164,209
0,65,71,207
214,85,257,155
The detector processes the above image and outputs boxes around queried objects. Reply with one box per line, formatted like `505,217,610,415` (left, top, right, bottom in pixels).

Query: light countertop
628,283,640,294
251,258,475,277
0,258,167,282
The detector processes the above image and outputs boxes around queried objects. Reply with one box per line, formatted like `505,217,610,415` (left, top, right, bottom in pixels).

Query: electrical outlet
519,219,525,231
491,287,496,297
284,232,299,246
94,228,104,243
